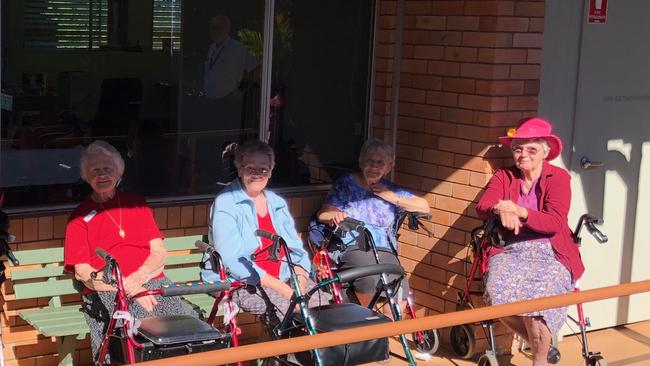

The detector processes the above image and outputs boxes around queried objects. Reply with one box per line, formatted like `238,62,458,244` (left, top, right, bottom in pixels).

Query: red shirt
475,161,585,282
64,192,164,292
253,213,285,279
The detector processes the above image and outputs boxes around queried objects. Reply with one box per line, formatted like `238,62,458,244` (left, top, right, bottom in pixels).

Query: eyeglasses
243,166,271,176
364,159,387,167
511,146,541,155
88,166,116,177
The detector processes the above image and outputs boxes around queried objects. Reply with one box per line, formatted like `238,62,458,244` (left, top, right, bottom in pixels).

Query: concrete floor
372,320,650,366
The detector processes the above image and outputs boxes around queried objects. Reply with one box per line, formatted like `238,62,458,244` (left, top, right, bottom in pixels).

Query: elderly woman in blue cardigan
201,140,323,329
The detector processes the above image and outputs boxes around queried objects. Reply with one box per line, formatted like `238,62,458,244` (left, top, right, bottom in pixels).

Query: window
152,0,182,51
269,0,374,186
1,0,373,209
23,0,108,49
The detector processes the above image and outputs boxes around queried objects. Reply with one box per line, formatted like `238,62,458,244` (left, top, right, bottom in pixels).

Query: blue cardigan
200,179,311,285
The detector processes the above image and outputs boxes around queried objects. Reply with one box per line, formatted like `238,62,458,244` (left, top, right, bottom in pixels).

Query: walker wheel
477,353,499,366
412,328,440,354
450,324,476,359
588,355,607,366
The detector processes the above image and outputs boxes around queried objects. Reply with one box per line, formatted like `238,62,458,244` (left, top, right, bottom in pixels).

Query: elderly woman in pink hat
476,117,584,365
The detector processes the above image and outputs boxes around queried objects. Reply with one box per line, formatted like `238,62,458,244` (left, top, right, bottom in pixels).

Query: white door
565,0,650,331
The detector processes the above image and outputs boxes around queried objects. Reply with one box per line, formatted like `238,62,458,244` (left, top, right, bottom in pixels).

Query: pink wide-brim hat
498,117,563,161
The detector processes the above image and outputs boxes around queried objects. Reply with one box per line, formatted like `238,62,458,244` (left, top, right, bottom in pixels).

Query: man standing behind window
203,15,257,131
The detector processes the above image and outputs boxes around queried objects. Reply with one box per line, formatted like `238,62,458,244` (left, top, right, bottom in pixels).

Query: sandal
547,345,561,364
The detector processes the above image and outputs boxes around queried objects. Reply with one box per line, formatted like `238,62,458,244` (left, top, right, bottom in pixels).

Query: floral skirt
484,240,572,335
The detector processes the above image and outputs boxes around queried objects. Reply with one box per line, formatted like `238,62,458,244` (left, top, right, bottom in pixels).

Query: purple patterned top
323,173,413,249
504,178,552,245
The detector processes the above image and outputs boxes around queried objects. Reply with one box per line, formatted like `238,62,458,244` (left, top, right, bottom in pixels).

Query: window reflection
178,1,263,191
0,0,372,209
269,0,374,186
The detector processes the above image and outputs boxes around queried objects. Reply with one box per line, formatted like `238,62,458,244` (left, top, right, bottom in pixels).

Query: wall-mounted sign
588,0,608,24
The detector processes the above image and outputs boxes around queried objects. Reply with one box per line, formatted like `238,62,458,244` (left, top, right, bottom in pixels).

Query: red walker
92,248,233,365
449,214,608,366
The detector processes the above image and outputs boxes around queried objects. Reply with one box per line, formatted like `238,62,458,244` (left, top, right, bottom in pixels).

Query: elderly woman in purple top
476,118,583,365
316,139,430,308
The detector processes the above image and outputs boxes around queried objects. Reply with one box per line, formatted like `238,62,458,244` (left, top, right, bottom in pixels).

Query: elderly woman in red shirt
64,141,197,363
476,118,583,366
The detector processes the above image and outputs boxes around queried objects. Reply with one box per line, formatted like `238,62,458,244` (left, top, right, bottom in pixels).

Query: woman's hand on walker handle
500,211,522,235
317,205,351,226
493,201,525,234
494,200,528,220
123,271,147,297
329,211,348,226
133,287,158,312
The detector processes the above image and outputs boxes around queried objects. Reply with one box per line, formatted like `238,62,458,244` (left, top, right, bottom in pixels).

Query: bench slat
165,267,202,283
166,253,203,266
165,235,204,251
182,294,224,317
20,306,88,337
13,279,78,300
11,266,66,280
19,306,83,320
10,248,64,266
38,323,89,337
24,313,85,326
11,254,203,281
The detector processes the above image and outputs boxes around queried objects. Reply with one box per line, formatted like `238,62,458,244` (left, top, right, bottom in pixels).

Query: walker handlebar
584,217,608,244
574,214,608,244
195,240,229,278
95,248,113,262
255,229,282,242
161,281,231,297
339,217,365,230
395,211,433,237
195,240,215,255
254,230,283,261
92,248,117,285
408,212,431,221
336,263,404,284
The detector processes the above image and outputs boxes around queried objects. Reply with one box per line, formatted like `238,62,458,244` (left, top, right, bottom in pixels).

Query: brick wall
372,0,545,355
0,192,325,366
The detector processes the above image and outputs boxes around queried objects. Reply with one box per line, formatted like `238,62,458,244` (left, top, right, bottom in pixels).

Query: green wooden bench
7,235,219,366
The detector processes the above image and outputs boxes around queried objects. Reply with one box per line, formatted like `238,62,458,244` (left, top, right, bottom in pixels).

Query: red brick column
373,0,545,355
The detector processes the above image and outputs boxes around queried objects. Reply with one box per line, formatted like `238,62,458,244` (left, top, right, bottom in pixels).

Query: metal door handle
580,156,603,169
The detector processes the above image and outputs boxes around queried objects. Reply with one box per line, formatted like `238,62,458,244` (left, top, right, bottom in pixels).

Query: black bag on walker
108,315,230,362
307,216,369,257
292,303,391,366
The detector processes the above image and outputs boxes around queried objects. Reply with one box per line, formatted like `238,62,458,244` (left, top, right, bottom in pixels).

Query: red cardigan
475,161,584,282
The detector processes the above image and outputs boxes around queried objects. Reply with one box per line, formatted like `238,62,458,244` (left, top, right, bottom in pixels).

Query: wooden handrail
140,279,650,366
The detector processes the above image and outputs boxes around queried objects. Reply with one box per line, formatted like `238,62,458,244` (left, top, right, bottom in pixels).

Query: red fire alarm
588,0,608,24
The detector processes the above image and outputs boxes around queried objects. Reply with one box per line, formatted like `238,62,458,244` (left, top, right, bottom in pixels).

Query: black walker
255,229,404,366
309,213,441,364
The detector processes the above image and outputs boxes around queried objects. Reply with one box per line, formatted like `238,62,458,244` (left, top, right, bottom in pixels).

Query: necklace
99,193,125,239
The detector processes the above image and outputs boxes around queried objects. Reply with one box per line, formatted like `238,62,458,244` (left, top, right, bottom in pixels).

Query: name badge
83,210,97,222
